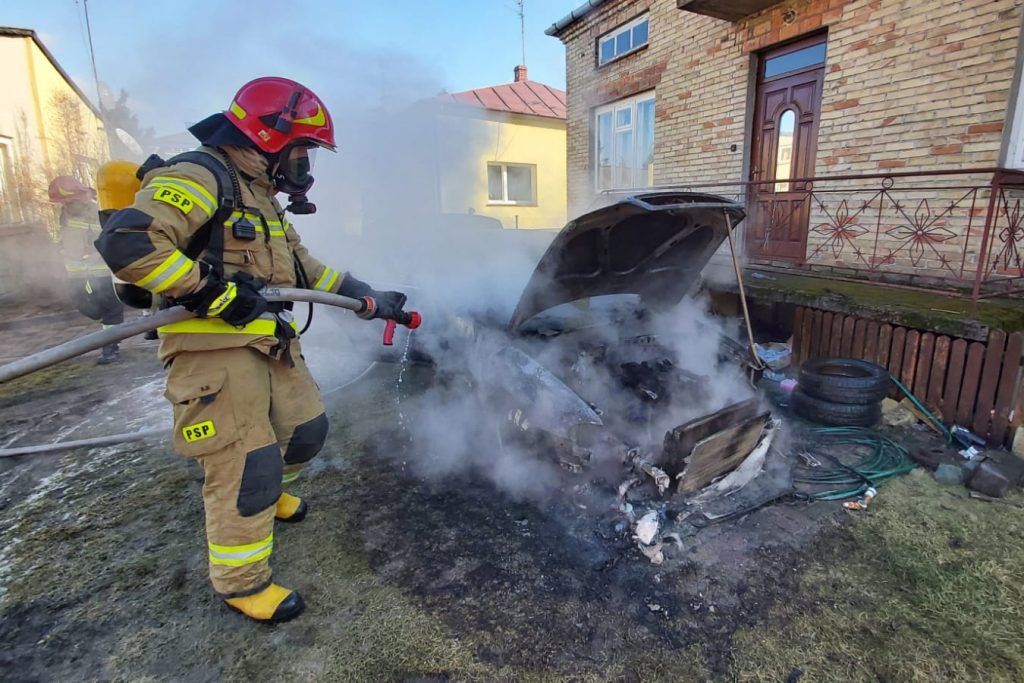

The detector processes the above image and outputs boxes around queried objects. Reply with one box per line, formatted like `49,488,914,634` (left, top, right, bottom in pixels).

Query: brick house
546,0,1024,445
546,0,1024,294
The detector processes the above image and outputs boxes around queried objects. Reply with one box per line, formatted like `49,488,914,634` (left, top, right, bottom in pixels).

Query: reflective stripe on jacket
60,204,109,275
94,145,347,362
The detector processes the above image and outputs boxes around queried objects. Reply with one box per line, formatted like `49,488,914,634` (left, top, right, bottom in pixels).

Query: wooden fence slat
1011,374,1024,435
829,314,844,357
991,332,1023,445
794,307,811,366
801,308,813,362
840,316,856,357
877,324,894,369
943,339,968,423
928,336,951,413
810,310,824,360
865,321,880,363
791,307,805,366
914,333,935,407
957,342,987,427
975,331,1007,439
852,319,868,361
821,312,834,359
889,328,907,399
901,330,920,392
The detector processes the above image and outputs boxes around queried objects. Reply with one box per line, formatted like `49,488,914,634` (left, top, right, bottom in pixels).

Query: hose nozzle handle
382,310,422,346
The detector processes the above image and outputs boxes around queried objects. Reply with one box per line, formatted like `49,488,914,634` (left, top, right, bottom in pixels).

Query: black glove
175,271,268,326
337,273,407,321
360,290,408,321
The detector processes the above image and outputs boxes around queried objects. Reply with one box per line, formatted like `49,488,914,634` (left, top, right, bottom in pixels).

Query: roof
440,80,566,120
545,0,610,37
0,27,103,118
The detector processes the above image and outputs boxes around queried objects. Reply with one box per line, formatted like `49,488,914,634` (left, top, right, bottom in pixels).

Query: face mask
273,143,318,214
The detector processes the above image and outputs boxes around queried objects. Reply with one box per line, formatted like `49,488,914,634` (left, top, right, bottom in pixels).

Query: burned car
417,192,773,500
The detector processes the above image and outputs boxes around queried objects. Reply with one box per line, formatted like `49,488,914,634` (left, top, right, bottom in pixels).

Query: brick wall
553,0,1023,280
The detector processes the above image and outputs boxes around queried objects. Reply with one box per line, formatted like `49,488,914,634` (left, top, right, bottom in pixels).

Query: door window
774,109,796,192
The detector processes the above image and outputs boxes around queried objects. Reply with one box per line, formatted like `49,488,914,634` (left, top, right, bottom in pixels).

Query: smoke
390,287,755,503
79,8,758,503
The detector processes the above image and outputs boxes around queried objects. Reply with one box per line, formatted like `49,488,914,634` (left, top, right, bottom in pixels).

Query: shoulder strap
168,150,240,275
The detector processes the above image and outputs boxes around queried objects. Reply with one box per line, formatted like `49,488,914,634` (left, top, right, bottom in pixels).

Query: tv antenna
80,0,103,112
515,0,526,66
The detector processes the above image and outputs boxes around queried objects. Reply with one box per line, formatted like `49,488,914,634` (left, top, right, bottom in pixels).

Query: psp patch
183,420,217,442
154,187,195,214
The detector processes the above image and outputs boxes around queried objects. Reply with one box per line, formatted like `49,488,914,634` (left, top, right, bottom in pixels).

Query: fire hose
0,288,421,458
0,287,422,385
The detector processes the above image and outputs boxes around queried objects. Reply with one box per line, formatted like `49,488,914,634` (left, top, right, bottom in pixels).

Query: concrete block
1013,426,1024,459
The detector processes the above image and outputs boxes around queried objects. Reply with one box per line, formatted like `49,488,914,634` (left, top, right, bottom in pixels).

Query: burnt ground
349,446,837,679
5,310,1016,682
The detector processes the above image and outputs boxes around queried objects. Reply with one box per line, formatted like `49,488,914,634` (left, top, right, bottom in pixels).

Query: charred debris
417,192,796,566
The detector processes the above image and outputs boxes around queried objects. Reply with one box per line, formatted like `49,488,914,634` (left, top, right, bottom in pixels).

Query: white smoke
79,9,757,501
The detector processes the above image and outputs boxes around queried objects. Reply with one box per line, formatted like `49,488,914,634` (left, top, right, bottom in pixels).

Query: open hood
508,192,745,332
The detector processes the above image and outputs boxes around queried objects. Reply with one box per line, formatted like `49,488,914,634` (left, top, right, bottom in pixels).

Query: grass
4,359,1024,681
731,468,1024,682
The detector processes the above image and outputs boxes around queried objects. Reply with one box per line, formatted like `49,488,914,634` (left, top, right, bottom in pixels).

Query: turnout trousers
164,341,328,597
67,276,125,326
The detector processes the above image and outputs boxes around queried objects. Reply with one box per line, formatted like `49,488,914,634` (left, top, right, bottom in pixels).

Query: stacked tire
791,358,890,427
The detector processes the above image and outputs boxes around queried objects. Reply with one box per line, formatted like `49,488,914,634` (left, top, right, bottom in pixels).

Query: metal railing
605,168,1024,300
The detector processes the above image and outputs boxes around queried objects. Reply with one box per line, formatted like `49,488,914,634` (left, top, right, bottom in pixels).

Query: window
487,163,536,204
1007,63,1024,170
763,42,826,79
0,141,18,224
775,109,796,192
598,14,649,66
595,92,655,191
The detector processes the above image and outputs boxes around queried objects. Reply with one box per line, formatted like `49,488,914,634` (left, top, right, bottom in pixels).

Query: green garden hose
889,376,953,444
793,427,915,500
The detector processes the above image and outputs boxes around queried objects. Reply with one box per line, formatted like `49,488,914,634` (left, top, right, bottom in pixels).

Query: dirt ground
1,315,1023,682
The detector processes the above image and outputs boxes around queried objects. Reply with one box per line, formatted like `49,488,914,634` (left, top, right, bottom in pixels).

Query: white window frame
1006,63,1024,170
487,162,537,205
597,14,649,67
0,139,18,224
594,91,656,192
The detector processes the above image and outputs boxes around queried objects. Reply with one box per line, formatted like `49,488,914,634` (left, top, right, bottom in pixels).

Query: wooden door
746,35,826,262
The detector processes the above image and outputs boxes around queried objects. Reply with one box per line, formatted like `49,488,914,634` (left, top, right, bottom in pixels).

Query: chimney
514,65,528,82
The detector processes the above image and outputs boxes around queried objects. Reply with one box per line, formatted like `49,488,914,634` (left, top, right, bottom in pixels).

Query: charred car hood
508,192,744,332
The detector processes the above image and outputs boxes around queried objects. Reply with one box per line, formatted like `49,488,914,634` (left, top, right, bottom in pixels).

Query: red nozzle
383,319,397,346
382,311,422,346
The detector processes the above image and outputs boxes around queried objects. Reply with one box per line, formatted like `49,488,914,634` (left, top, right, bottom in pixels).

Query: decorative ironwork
990,189,1024,277
884,196,963,272
809,196,871,262
610,167,1024,300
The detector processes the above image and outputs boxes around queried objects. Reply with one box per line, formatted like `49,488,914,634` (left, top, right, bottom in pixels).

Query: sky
0,0,580,135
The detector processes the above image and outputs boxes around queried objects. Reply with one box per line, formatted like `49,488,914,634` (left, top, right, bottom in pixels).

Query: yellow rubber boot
275,492,308,523
224,583,305,623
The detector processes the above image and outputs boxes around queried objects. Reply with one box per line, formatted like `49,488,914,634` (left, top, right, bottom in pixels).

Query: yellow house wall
0,37,44,164
437,109,566,230
28,39,108,175
0,35,107,181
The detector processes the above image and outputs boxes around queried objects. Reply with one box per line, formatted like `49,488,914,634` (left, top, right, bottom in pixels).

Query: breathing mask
273,142,318,214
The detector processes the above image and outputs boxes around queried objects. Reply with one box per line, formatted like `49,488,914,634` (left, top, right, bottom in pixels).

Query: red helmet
224,77,336,153
48,175,95,204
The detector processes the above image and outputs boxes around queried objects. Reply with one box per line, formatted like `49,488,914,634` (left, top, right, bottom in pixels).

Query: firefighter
94,77,408,623
49,176,125,364
97,161,160,340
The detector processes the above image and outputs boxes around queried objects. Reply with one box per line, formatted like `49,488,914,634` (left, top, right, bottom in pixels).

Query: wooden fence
791,307,1024,446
